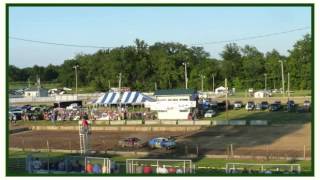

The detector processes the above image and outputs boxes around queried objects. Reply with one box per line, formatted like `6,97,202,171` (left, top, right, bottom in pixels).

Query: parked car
118,137,146,148
274,100,281,105
97,112,109,120
21,104,32,111
66,103,80,110
245,101,255,111
148,137,176,149
303,100,311,107
269,103,281,111
255,103,262,111
233,101,243,110
261,101,269,110
303,100,311,112
287,100,296,111
204,109,216,118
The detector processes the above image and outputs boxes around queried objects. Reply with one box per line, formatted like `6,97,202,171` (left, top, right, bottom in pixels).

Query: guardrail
31,120,269,129
9,93,102,104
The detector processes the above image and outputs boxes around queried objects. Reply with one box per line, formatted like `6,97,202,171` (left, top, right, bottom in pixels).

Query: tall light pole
212,74,215,92
225,78,228,121
118,73,122,111
118,73,122,91
288,73,290,98
200,74,206,92
279,60,285,97
182,62,188,89
264,73,267,91
73,65,79,98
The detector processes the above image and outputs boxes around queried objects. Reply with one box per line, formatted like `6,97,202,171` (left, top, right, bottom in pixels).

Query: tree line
9,34,312,92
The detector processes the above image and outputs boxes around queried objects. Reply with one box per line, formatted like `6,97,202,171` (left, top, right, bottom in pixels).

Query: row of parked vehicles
234,100,311,112
202,99,311,117
118,137,176,150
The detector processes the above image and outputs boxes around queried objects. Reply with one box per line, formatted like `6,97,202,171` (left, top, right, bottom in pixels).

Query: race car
148,137,176,149
118,137,146,148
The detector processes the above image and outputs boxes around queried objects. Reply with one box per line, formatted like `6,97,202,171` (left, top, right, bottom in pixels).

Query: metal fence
9,93,102,104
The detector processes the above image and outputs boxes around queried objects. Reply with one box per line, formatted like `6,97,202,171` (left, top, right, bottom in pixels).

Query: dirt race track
9,123,311,158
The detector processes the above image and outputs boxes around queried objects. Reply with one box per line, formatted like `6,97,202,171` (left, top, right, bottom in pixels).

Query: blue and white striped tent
95,91,155,105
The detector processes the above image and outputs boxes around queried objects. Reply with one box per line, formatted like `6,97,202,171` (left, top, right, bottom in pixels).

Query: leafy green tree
287,34,312,90
220,43,242,87
240,45,265,89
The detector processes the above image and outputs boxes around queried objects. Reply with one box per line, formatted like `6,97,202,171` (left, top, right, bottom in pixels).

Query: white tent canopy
95,91,155,105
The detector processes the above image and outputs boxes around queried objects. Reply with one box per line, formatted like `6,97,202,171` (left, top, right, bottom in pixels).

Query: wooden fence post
304,145,306,160
46,140,50,152
185,144,188,156
22,139,25,151
103,140,106,151
230,144,234,157
69,140,72,150
196,144,199,157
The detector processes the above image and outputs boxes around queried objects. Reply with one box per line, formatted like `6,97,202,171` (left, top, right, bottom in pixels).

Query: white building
215,86,226,95
254,90,272,98
144,89,198,120
24,87,48,97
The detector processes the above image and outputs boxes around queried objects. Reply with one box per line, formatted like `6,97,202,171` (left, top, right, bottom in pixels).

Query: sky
9,6,311,68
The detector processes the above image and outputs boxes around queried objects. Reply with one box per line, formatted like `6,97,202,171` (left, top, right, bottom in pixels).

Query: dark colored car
269,103,281,111
274,101,281,105
245,101,255,111
287,100,296,111
255,103,262,111
118,137,146,148
261,101,269,110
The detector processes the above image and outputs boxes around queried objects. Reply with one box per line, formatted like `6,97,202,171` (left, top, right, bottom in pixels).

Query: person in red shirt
81,118,89,134
86,161,93,173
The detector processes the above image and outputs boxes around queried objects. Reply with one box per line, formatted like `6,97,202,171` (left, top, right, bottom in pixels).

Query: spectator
86,161,93,173
11,114,17,125
81,118,89,134
156,165,168,174
32,158,42,171
71,160,82,172
176,168,183,174
93,163,102,174
102,164,108,174
58,160,65,171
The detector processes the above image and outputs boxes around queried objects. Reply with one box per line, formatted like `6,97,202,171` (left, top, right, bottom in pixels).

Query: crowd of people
17,106,157,123
30,157,72,172
93,107,157,121
227,167,299,174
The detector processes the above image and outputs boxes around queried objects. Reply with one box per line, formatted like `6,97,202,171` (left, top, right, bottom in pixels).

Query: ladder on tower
79,121,90,155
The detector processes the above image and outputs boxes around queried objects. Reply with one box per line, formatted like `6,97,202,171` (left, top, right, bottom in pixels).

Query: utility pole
288,73,290,98
155,82,157,91
118,73,122,91
182,62,188,89
118,73,122,111
264,73,267,91
212,74,215,92
108,80,111,90
200,75,206,92
279,60,285,97
73,65,79,98
225,78,228,121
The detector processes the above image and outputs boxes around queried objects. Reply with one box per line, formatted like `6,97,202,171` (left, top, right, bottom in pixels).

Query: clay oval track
9,123,311,157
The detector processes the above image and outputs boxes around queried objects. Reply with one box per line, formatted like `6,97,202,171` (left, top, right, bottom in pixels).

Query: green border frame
5,3,315,177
